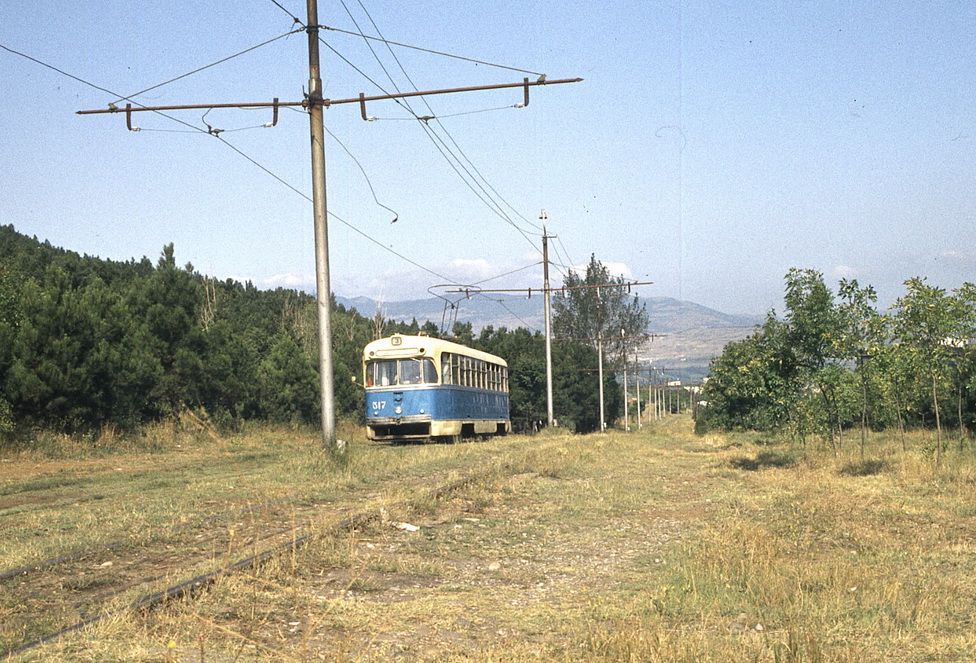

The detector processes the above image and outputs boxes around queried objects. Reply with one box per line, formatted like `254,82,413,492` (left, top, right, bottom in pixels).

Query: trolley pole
306,0,336,448
541,215,554,428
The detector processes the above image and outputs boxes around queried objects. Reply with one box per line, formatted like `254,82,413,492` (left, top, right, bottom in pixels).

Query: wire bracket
360,94,377,122
125,104,139,132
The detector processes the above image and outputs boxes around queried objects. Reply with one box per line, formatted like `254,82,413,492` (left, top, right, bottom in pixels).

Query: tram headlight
394,406,402,415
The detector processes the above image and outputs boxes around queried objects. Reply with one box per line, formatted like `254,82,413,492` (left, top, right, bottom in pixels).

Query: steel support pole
306,0,336,447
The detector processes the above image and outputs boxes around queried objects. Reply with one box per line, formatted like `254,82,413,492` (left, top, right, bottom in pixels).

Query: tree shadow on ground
729,451,797,471
838,459,888,476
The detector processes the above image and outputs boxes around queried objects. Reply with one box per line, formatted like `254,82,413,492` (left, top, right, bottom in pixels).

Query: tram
363,334,511,442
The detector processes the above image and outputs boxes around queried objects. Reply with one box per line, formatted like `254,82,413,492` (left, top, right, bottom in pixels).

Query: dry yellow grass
5,417,976,661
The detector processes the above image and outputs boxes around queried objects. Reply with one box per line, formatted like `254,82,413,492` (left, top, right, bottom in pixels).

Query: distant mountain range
336,294,763,381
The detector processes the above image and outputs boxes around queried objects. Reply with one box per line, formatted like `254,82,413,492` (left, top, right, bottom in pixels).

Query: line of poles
621,363,702,428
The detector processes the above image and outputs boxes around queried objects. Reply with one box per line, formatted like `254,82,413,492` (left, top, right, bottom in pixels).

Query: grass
4,417,976,661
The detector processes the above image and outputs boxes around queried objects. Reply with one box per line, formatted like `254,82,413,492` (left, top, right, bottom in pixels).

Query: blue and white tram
363,334,511,442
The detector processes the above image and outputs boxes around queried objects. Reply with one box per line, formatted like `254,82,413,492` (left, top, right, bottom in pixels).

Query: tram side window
367,360,397,387
503,366,509,392
441,354,453,385
423,358,438,384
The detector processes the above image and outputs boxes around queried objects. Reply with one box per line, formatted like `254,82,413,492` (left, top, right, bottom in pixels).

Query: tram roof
363,334,507,366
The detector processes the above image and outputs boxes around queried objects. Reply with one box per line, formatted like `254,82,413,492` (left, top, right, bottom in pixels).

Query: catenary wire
352,2,545,238
318,34,541,248
2,43,456,289
351,0,545,235
332,1,544,245
348,3,545,234
555,234,576,267
323,125,399,223
319,23,543,77
363,104,521,121
474,292,538,332
6,41,555,317
331,5,551,321
472,261,542,285
213,136,453,282
110,28,303,106
553,235,578,277
266,0,303,25
1,42,207,134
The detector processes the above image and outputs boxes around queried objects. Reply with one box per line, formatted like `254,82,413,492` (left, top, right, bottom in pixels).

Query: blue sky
1,0,974,317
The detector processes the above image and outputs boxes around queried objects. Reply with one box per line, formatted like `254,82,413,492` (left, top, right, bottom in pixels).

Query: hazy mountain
337,293,547,332
338,294,760,333
336,294,763,381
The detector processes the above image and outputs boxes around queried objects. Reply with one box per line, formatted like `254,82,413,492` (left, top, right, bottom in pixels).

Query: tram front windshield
366,358,437,387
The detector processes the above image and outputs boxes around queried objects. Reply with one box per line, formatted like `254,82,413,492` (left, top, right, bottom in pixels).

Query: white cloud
568,260,634,280
939,250,976,265
448,258,495,281
263,273,315,289
830,265,858,281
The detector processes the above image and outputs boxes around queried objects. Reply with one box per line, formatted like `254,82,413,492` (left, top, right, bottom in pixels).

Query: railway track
0,495,295,581
1,470,493,658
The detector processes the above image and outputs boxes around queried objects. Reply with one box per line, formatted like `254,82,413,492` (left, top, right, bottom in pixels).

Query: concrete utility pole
541,213,554,428
634,356,643,430
306,0,336,448
597,331,605,431
596,284,605,432
622,330,629,432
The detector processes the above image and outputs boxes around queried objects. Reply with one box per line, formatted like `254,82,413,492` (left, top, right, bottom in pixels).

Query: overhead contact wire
350,1,543,236
472,261,542,285
266,0,304,25
349,0,544,236
111,28,304,106
214,137,453,283
1,42,208,134
324,125,399,223
319,24,543,77
2,44,455,290
332,2,543,245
